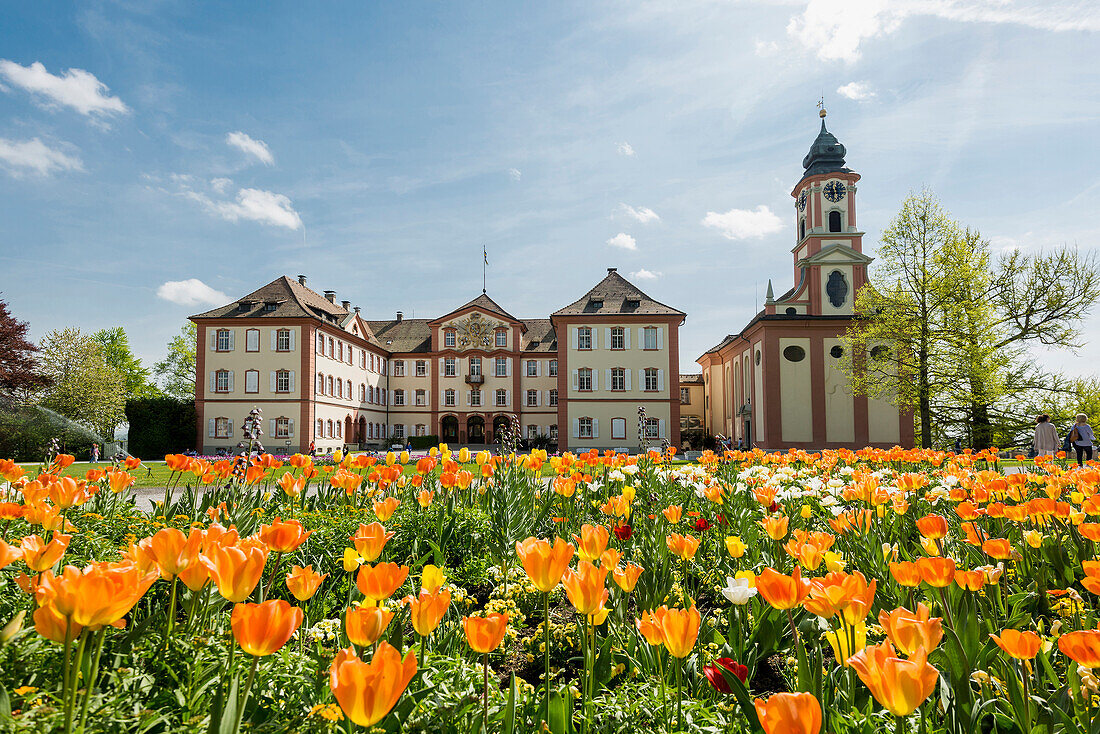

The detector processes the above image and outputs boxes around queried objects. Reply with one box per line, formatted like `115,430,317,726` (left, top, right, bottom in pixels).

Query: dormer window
625,299,640,309
263,302,277,312
589,299,604,309
237,301,252,312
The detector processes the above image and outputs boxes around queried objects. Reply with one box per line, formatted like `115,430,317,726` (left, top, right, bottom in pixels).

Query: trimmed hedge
125,397,196,459
408,435,440,450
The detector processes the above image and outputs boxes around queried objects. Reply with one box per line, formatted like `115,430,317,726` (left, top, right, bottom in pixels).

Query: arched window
327,375,334,395
316,419,323,436
317,373,324,394
799,219,806,240
828,210,843,232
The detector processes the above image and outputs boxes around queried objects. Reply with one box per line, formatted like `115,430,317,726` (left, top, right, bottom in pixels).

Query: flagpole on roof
482,245,488,294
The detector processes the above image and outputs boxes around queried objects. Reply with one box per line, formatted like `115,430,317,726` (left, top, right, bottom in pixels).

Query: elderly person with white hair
1071,413,1095,467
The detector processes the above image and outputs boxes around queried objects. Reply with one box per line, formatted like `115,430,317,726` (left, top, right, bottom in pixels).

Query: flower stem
482,652,489,734
232,656,260,734
543,592,551,726
76,629,106,733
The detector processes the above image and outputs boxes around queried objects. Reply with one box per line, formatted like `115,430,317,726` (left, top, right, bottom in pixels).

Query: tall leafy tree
153,322,197,401
841,189,961,448
37,328,127,440
0,297,49,403
93,327,160,399
844,190,1100,449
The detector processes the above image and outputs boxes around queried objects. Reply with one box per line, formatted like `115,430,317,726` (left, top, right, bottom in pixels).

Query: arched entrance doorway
344,416,353,445
441,415,459,443
467,416,485,444
492,415,511,445
358,416,367,445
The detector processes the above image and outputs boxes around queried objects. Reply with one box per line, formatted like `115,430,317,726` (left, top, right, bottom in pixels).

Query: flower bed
0,446,1097,733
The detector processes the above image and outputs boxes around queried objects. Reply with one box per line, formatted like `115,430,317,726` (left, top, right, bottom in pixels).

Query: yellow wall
778,337,812,443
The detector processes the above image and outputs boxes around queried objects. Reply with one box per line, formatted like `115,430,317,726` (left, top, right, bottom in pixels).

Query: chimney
341,300,351,310
353,306,361,314
324,290,336,303
396,311,403,322
297,275,307,285
607,267,617,273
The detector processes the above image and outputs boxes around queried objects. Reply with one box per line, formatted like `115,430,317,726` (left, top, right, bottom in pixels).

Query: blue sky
1,1,1097,375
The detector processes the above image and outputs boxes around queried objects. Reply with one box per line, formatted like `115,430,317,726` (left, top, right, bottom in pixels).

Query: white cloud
0,60,128,118
508,167,522,181
787,1,1100,63
606,232,637,250
837,81,875,101
617,141,635,157
754,40,780,56
226,131,274,166
0,137,82,176
185,187,303,230
630,269,661,280
620,203,660,224
702,205,784,240
156,279,229,307
210,177,232,193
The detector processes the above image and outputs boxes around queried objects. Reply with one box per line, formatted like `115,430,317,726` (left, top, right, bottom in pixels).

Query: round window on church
830,345,844,359
783,346,806,363
871,345,890,360
785,307,797,315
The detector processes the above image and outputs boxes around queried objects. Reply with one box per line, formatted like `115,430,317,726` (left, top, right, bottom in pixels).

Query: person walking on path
1033,415,1060,458
1071,414,1095,466
90,443,99,463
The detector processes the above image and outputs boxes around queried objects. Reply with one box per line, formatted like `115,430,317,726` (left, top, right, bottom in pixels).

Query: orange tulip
662,505,683,523
916,557,956,588
753,692,822,734
231,599,303,656
106,470,135,494
37,561,158,630
351,523,394,562
572,524,610,562
981,538,1013,560
146,527,204,580
276,472,304,499
463,613,509,653
515,537,575,593
756,566,811,610
47,477,88,509
761,515,790,541
666,533,701,561
803,571,876,624
34,602,84,643
915,514,949,540
878,604,943,656
20,533,71,573
636,609,665,647
847,640,938,717
561,560,610,616
0,542,21,570
286,565,328,601
355,563,409,604
406,588,452,636
258,517,312,553
954,569,986,591
329,643,417,726
612,563,644,593
1059,630,1100,668
345,605,394,646
201,542,269,602
889,561,922,588
373,497,400,522
653,605,701,658
990,629,1041,660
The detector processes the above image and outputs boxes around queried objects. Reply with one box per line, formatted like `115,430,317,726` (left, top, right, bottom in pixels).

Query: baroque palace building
191,268,685,454
697,111,914,450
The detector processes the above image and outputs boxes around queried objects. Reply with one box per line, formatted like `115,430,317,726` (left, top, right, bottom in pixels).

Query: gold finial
817,97,827,118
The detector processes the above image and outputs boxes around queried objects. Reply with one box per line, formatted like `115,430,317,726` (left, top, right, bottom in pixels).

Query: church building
697,111,914,450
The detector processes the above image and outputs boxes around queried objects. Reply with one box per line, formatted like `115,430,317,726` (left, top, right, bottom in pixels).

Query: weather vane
817,97,827,118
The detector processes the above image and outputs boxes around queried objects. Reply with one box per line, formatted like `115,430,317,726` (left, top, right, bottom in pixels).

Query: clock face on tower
823,180,846,202
797,190,807,211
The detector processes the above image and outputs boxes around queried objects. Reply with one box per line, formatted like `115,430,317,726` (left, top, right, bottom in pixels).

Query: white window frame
244,369,259,394
577,327,592,350
578,417,593,438
469,357,482,376
393,361,406,377
394,389,406,406
470,389,482,407
611,367,625,391
276,329,292,352
494,357,507,377
215,370,230,393
215,417,230,438
415,360,427,377
526,389,538,407
444,357,457,377
495,388,507,407
549,389,558,407
216,329,231,352
274,417,291,439
644,368,659,392
611,327,625,350
444,388,456,406
578,368,592,392
643,327,658,350
611,417,626,440
495,330,507,347
644,417,660,439
415,389,426,406
444,330,456,348
526,360,538,377
245,328,260,352
549,360,558,377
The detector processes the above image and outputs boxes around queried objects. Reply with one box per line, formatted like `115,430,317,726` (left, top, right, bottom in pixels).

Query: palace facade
697,111,914,450
191,268,685,454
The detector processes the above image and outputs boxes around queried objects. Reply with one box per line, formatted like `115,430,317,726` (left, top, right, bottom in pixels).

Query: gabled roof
680,373,704,384
552,269,685,317
796,243,873,267
520,319,557,353
429,292,520,325
365,319,433,353
190,275,349,323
